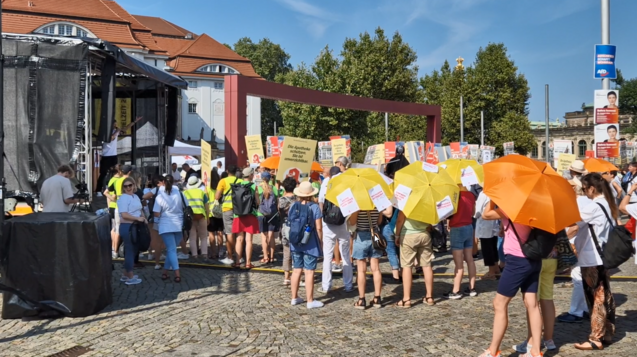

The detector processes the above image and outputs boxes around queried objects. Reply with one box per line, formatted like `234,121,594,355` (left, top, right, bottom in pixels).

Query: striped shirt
356,210,380,231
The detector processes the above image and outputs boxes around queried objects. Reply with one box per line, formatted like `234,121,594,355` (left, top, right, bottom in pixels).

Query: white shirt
171,169,181,181
102,130,119,157
473,192,499,238
318,173,340,204
573,195,612,267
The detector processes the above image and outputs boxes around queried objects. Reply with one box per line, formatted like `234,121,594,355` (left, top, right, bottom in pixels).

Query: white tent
171,155,199,166
117,122,160,153
168,140,201,156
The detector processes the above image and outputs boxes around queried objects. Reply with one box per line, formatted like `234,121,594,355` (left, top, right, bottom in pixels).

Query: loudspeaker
164,86,178,146
98,57,116,143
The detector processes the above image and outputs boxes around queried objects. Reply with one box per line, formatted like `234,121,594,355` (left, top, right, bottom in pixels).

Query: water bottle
301,225,312,244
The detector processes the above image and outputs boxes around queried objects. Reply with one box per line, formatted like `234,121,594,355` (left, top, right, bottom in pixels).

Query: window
154,59,158,67
58,24,72,36
35,23,95,38
214,82,224,90
196,64,238,74
42,25,55,34
188,81,198,88
188,103,197,114
578,140,587,157
77,29,87,38
532,145,538,158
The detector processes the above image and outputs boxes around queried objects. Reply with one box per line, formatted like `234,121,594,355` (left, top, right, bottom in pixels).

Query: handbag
508,220,561,261
555,230,578,270
367,211,387,251
130,221,151,252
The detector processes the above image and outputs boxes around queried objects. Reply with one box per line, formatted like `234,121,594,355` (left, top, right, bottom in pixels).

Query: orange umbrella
483,155,580,234
582,158,619,173
259,156,323,172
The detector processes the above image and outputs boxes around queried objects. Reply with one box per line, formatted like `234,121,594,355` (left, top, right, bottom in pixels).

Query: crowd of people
82,152,637,357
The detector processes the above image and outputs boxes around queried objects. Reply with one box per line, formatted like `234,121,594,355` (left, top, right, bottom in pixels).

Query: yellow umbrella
437,159,484,185
394,162,460,224
325,168,393,211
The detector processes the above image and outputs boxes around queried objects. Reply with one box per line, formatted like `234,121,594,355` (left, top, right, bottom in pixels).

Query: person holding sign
444,186,477,300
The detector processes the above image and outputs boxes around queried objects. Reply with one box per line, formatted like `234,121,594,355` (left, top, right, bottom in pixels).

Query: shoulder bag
367,211,387,251
179,191,194,238
508,220,560,261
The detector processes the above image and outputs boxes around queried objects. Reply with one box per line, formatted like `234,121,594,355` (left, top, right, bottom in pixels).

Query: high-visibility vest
184,188,206,215
221,177,241,210
207,187,216,218
107,176,123,209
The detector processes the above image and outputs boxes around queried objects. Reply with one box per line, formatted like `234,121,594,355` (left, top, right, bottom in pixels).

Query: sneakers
177,252,190,260
307,300,324,309
154,264,162,270
111,250,118,259
519,353,542,357
343,286,355,293
220,257,234,265
291,297,304,306
300,281,306,287
477,350,500,357
557,312,583,323
544,339,556,350
464,288,478,297
317,287,330,294
443,291,463,300
125,277,142,285
120,275,138,282
512,341,530,353
332,263,343,273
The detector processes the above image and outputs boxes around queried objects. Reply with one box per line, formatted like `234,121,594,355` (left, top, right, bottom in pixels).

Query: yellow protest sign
331,138,347,164
93,98,132,136
557,153,576,174
277,136,317,182
200,140,212,189
245,135,264,165
364,144,385,165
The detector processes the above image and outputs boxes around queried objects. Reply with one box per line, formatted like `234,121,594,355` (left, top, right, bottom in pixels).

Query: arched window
188,98,198,114
541,141,546,158
196,64,239,75
578,140,587,158
532,144,538,158
34,22,95,38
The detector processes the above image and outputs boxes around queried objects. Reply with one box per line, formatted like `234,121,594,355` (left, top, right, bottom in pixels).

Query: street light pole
480,111,484,146
601,0,611,90
460,95,464,142
545,84,550,162
384,112,388,142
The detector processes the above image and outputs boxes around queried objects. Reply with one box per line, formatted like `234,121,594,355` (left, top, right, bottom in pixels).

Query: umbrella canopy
483,155,581,233
582,158,619,173
325,168,393,211
438,159,484,185
394,162,459,224
260,156,323,172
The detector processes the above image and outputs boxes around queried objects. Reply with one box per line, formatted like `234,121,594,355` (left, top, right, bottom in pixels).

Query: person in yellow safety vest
184,176,210,259
207,168,225,259
104,164,133,259
215,165,241,265
103,164,123,259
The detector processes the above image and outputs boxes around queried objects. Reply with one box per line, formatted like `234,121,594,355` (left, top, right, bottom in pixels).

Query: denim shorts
352,231,384,260
291,251,318,270
497,254,542,298
449,225,473,250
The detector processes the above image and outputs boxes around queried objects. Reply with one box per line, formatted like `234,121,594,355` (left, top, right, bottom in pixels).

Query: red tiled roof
178,34,249,62
133,15,194,38
132,31,167,55
153,37,194,57
2,0,128,23
100,1,149,31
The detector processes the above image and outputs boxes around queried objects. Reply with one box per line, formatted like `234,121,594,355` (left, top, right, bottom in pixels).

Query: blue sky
120,0,636,123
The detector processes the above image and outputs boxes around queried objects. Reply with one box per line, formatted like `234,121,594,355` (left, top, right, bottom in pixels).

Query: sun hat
187,176,202,189
568,160,587,174
293,181,319,198
242,167,254,177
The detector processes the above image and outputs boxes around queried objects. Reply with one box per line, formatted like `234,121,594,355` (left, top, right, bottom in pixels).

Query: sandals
574,340,604,350
369,296,382,309
395,300,411,308
161,273,169,281
174,276,181,283
245,263,254,269
232,263,241,269
354,297,366,310
423,297,435,306
260,258,270,264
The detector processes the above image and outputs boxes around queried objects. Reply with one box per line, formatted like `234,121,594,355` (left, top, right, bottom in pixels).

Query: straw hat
186,176,202,189
293,181,318,198
568,160,587,174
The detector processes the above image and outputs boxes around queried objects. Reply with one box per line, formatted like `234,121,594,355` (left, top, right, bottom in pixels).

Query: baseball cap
121,165,133,174
242,167,254,177
261,171,272,181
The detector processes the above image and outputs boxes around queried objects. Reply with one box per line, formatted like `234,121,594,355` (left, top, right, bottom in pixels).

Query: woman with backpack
153,175,185,283
258,172,279,264
288,181,324,309
570,173,617,350
278,177,297,285
117,177,146,286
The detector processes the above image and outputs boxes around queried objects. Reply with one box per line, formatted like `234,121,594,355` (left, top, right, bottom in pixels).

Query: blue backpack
287,202,315,245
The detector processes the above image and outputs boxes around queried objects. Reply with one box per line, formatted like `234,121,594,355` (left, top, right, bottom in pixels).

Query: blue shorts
352,231,384,260
291,251,318,270
497,255,542,298
449,225,473,250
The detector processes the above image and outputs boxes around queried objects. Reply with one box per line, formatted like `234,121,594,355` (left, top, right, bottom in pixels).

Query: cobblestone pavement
2,238,637,357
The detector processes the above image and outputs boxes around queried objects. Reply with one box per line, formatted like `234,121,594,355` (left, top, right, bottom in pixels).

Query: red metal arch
223,75,441,165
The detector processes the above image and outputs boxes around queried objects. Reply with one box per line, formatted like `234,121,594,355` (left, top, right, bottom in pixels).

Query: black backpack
322,199,346,225
589,203,635,269
178,191,194,238
509,220,561,261
232,182,255,216
621,175,635,193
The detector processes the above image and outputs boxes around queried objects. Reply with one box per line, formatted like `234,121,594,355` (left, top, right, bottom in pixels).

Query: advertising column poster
594,89,620,158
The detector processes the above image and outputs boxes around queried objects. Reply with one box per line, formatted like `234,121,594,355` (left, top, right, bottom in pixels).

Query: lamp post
601,0,611,90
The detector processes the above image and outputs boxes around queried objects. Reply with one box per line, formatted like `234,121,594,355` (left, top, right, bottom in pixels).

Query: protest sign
245,135,264,166
277,136,317,182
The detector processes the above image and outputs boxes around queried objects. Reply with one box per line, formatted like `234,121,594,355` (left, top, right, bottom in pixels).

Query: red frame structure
224,75,441,165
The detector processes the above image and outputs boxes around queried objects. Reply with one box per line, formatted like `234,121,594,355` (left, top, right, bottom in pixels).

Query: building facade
2,0,262,151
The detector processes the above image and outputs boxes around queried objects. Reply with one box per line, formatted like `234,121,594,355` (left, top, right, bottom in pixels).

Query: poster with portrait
595,124,620,158
594,89,619,124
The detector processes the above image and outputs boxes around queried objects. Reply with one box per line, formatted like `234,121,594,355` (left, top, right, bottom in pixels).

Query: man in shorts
215,165,241,265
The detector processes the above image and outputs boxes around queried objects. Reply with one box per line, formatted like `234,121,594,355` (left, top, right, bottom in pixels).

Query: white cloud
276,0,340,39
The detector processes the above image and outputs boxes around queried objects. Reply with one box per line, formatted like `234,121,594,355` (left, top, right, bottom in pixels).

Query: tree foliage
231,38,292,140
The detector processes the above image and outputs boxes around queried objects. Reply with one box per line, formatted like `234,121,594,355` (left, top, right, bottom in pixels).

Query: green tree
231,38,292,140
617,77,637,134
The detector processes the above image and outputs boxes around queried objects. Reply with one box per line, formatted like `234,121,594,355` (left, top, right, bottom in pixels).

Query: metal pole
545,84,550,162
384,113,388,142
480,111,484,146
0,2,5,224
274,121,277,136
601,0,611,90
460,96,464,142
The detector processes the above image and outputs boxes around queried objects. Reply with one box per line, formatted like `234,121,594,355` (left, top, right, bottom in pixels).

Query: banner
318,141,333,167
594,89,620,158
266,136,285,157
364,144,385,165
201,140,212,188
277,136,317,182
503,142,515,155
557,153,576,175
331,138,348,165
594,44,617,79
552,140,573,167
245,135,264,166
94,98,132,136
